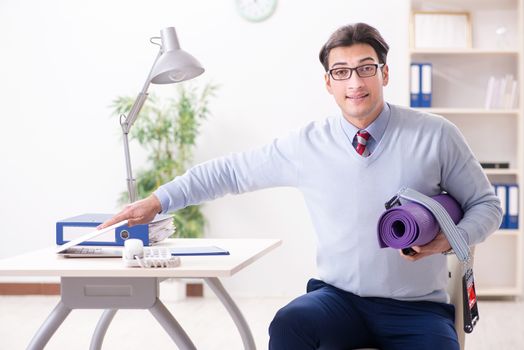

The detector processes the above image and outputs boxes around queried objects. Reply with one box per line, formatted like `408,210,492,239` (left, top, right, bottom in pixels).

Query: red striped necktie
356,130,371,157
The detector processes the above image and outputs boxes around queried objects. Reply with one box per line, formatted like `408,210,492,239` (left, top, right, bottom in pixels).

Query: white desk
0,238,281,350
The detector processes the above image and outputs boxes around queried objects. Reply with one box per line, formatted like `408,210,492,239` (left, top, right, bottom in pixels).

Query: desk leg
149,298,197,350
27,301,72,350
204,277,256,350
89,309,117,350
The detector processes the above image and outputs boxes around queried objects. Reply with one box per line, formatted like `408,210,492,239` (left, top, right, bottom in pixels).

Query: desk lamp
119,27,204,203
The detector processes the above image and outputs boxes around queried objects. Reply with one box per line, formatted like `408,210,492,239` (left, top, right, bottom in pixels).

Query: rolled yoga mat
377,194,464,249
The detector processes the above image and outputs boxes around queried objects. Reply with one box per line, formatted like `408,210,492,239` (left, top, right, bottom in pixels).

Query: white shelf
413,108,519,115
484,169,520,176
412,0,517,11
410,48,519,55
477,287,521,297
409,0,523,298
493,229,520,236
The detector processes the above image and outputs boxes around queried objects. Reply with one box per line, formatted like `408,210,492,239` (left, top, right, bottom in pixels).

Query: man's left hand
400,232,451,261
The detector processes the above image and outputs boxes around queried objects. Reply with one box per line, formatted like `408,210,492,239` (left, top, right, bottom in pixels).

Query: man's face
324,43,389,128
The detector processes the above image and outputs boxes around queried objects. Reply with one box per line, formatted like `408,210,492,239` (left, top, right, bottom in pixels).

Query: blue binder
410,63,421,107
56,213,150,246
507,184,519,229
420,63,432,107
495,184,508,229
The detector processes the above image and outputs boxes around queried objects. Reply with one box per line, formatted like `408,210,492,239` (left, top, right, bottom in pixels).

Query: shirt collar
340,102,390,143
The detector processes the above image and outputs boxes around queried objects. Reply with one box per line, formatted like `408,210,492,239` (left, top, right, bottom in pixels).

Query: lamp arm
121,50,162,132
120,49,162,203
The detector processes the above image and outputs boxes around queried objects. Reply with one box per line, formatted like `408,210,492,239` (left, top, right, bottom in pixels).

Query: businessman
100,23,502,349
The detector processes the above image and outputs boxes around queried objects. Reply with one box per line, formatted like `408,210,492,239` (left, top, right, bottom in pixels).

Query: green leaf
112,82,218,238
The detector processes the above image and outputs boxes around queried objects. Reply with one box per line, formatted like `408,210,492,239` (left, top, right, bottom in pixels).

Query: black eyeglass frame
328,63,385,81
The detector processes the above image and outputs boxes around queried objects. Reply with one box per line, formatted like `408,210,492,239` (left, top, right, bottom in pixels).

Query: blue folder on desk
56,213,171,246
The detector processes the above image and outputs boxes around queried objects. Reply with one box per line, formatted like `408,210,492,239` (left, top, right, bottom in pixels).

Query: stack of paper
149,215,176,243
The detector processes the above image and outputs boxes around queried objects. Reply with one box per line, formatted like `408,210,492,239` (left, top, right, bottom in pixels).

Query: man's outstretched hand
97,194,162,229
400,232,452,262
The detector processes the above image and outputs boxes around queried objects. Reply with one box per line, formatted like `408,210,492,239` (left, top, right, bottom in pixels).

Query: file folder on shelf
410,63,421,107
56,213,175,246
507,184,519,229
494,184,508,229
420,63,432,107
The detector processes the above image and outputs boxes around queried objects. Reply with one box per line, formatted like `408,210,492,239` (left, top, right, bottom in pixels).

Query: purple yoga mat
377,194,463,249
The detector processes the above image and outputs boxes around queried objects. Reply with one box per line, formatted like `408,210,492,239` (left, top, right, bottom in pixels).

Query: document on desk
59,244,230,258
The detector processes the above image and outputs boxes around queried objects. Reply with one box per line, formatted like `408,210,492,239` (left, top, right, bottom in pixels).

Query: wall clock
236,0,278,22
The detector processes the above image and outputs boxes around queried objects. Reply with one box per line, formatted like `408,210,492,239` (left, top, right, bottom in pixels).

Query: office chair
356,249,474,350
446,247,475,350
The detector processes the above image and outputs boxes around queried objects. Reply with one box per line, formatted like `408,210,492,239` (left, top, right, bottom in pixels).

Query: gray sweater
155,103,502,303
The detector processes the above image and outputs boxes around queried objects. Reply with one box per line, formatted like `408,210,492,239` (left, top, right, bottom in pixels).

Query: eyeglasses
328,63,385,81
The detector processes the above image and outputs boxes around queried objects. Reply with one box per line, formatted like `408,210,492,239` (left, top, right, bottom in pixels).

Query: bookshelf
409,0,523,297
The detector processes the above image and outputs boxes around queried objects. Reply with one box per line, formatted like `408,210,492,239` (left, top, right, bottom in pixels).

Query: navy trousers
268,279,459,350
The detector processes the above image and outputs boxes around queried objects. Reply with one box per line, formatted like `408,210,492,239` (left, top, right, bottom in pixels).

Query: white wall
0,0,409,296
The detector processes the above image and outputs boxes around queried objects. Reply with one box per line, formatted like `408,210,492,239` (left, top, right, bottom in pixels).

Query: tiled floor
0,295,522,349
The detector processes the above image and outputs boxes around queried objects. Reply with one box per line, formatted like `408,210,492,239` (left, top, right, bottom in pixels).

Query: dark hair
319,23,389,71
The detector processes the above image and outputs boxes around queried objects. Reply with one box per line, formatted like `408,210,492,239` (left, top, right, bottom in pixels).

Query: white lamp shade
150,27,205,84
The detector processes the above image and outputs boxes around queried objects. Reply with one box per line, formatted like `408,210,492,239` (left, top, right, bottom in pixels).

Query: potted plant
112,83,217,237
112,83,217,297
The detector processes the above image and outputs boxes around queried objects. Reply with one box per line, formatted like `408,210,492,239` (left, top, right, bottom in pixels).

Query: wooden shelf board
410,48,519,55
413,108,519,115
411,0,518,10
484,169,520,176
491,229,520,237
477,287,522,297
